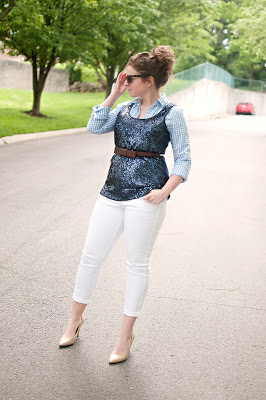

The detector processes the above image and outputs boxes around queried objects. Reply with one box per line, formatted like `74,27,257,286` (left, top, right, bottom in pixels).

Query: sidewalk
0,113,232,146
0,127,88,145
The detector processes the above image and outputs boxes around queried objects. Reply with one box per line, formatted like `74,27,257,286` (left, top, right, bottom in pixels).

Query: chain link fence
164,62,266,96
234,77,265,92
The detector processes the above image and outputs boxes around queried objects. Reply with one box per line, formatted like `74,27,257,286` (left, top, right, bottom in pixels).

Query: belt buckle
126,150,137,158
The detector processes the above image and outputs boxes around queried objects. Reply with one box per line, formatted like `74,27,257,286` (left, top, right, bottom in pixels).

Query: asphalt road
1,115,265,400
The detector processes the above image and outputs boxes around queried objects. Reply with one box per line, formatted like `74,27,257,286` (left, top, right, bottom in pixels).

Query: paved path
0,116,265,400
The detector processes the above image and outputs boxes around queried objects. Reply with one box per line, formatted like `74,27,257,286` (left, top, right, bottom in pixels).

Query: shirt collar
132,93,168,106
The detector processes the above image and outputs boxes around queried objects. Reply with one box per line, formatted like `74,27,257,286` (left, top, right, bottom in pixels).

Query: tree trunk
96,70,107,90
30,53,54,116
32,87,42,115
31,56,41,115
249,64,253,90
0,0,17,21
105,65,115,98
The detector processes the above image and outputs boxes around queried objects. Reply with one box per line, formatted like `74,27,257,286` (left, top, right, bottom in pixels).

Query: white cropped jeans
72,194,167,317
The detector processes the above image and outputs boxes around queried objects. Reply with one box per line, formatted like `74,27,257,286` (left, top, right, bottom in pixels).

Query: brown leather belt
114,146,161,159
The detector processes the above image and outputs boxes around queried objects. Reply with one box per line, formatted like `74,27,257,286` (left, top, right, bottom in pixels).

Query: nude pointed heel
109,332,136,364
59,314,85,347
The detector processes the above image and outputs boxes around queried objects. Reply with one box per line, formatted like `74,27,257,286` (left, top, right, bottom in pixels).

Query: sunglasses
126,74,150,84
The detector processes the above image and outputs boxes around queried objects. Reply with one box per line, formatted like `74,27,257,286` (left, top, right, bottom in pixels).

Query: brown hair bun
127,45,176,88
151,45,175,76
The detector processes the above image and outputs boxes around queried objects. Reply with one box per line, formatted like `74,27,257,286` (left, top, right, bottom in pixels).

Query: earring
147,87,150,91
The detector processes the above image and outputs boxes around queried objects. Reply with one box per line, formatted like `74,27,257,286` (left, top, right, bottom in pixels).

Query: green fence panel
234,77,264,92
164,62,265,96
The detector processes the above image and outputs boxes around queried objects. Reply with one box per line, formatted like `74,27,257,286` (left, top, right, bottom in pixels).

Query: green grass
234,85,263,92
0,88,132,137
164,79,196,95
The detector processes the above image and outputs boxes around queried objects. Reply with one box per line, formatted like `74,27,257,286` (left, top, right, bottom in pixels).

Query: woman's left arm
143,106,191,204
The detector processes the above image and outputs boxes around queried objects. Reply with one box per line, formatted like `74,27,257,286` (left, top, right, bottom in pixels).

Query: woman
59,45,191,364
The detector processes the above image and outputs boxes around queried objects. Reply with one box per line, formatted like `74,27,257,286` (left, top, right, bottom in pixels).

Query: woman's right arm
87,72,129,134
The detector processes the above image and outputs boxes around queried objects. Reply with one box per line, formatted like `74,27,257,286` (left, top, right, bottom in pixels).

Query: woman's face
124,65,151,97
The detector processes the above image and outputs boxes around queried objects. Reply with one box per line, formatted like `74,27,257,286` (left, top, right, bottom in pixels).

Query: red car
236,103,254,115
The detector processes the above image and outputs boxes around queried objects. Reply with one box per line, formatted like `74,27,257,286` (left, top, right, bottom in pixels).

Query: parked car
236,103,254,115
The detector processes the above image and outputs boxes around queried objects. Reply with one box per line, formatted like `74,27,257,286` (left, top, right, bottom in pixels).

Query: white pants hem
72,294,91,304
123,309,141,317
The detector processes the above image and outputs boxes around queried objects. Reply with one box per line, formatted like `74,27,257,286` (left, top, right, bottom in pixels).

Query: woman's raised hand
112,72,128,96
98,71,128,108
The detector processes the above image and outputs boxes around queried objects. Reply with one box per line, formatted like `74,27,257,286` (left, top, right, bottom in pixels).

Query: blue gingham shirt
87,93,191,183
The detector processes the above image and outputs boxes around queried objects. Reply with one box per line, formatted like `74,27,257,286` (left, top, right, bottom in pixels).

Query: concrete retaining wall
168,79,266,117
0,59,69,92
229,88,266,116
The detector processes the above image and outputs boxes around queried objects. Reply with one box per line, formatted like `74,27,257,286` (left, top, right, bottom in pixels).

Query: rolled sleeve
87,101,130,134
91,104,112,119
165,106,191,183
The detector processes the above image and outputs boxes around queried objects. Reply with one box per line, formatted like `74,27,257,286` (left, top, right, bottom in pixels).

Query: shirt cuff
91,104,112,119
171,162,191,183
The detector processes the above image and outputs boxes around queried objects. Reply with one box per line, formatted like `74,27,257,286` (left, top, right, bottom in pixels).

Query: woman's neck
140,90,161,108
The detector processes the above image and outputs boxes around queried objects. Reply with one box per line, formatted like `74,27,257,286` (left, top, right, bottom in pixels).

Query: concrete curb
0,113,232,146
0,127,87,146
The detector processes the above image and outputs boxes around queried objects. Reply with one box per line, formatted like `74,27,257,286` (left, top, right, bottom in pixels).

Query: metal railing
164,62,265,96
234,77,265,92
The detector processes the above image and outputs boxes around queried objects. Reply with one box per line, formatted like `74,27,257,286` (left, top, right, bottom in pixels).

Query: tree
1,0,98,116
158,0,218,73
206,0,240,72
81,0,217,97
81,0,162,98
206,0,266,81
0,0,17,21
228,0,266,84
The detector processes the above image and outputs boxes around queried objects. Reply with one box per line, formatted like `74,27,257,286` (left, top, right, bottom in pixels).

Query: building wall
169,79,266,117
0,58,69,92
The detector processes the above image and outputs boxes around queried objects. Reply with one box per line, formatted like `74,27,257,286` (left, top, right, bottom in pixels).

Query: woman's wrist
161,175,183,198
161,188,169,198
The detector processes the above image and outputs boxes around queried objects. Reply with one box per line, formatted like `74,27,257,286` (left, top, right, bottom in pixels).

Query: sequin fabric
100,102,176,201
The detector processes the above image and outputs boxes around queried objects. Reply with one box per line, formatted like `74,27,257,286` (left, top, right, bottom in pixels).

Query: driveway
0,115,265,400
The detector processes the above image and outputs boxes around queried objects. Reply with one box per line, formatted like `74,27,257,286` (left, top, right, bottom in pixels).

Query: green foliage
54,63,101,84
228,0,266,79
206,0,266,80
1,0,98,64
81,65,100,84
0,0,17,21
66,64,82,85
0,0,100,113
206,0,239,71
79,0,219,96
231,0,266,60
80,0,162,93
157,0,217,72
1,0,265,109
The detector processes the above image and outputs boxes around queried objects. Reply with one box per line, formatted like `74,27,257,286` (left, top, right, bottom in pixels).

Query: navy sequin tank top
100,101,176,201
